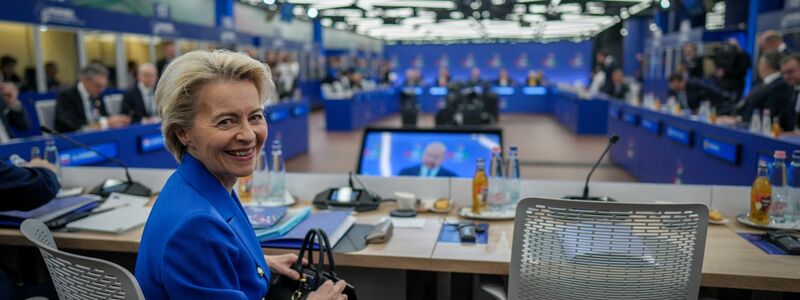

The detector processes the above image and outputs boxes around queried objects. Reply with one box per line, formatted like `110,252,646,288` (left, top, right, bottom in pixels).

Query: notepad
0,195,102,228
255,207,312,241
66,206,152,234
261,210,355,249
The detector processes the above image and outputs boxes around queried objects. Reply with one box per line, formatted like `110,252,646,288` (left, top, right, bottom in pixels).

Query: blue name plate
666,125,692,146
640,118,661,134
702,136,740,164
608,108,621,120
59,142,118,166
623,112,638,125
403,87,423,95
429,86,448,96
139,133,165,153
291,105,308,117
523,86,547,95
491,86,515,95
268,109,290,123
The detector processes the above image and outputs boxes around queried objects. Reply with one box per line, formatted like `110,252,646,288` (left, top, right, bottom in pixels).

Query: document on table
389,217,426,229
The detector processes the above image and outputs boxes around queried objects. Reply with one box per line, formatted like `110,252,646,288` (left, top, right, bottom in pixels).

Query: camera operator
712,38,750,99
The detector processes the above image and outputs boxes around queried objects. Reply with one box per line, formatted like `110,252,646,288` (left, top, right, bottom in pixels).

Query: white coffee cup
394,192,417,211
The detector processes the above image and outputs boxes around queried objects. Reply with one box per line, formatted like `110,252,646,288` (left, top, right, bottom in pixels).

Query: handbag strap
315,229,338,277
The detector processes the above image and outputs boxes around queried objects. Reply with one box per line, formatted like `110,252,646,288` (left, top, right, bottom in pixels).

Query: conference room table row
607,101,800,186
0,166,797,296
0,100,311,168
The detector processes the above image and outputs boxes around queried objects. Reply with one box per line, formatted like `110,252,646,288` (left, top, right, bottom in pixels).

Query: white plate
708,217,729,225
735,214,800,230
458,207,515,220
420,198,453,214
244,191,296,207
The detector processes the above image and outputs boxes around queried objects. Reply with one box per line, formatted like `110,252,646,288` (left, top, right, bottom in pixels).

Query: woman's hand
307,280,348,300
264,254,306,280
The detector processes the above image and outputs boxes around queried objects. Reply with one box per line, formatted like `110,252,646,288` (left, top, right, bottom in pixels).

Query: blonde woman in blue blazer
135,50,347,300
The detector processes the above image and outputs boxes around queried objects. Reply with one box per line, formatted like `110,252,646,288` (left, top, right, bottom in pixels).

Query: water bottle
506,146,521,210
252,149,270,205
43,139,61,179
762,109,772,136
769,150,788,224
268,140,286,204
749,110,761,133
487,147,507,212
787,150,800,222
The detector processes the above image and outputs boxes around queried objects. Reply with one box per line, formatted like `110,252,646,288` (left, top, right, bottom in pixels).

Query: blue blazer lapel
177,154,270,277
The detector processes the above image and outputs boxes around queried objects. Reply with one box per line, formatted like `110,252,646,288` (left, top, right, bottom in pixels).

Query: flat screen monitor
357,127,503,178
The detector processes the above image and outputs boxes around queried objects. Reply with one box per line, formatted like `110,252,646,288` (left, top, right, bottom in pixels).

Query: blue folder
260,209,353,249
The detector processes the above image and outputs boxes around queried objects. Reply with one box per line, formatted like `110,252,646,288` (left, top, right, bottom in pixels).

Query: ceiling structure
242,0,656,42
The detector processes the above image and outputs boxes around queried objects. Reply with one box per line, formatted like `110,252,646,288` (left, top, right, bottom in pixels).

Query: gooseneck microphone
565,134,619,202
40,126,151,197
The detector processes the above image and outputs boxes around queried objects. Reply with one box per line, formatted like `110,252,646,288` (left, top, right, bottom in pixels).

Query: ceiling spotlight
620,28,628,36
473,11,481,18
471,1,482,10
482,11,490,18
649,23,658,31
321,18,333,27
660,0,670,9
263,0,275,4
308,7,318,18
450,11,464,19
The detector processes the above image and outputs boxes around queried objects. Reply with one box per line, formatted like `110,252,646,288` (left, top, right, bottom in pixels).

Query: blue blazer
135,154,270,299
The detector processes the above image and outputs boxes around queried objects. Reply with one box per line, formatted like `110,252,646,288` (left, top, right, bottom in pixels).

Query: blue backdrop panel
550,90,609,135
608,101,800,186
385,41,592,87
323,90,399,131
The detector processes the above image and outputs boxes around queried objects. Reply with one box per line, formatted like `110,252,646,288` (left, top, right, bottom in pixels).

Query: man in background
0,55,21,85
0,83,29,142
780,53,800,131
54,63,130,132
603,68,629,100
759,30,791,56
398,142,457,177
667,73,727,112
121,63,158,123
156,42,176,76
738,51,793,131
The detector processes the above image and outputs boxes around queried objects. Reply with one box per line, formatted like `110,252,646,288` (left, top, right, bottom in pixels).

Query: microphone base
91,180,152,198
563,195,617,202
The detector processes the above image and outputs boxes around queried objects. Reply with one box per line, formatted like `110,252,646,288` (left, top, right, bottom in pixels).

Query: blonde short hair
156,50,275,162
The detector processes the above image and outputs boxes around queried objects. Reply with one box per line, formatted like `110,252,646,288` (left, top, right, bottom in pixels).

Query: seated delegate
54,64,131,133
135,50,346,300
0,159,60,211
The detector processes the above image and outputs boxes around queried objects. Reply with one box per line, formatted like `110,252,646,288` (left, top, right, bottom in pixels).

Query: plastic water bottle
761,109,772,136
268,140,286,204
252,149,270,204
769,150,788,224
749,110,761,133
487,147,507,212
506,146,521,210
43,139,61,179
787,150,800,222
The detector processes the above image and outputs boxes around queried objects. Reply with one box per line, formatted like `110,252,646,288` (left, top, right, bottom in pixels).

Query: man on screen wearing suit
120,63,159,123
398,142,457,177
54,64,131,133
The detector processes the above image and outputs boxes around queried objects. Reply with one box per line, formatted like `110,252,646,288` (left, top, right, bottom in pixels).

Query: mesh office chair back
509,198,708,300
20,219,145,300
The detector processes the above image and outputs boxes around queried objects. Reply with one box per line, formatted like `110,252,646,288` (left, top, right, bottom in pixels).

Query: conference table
0,167,798,296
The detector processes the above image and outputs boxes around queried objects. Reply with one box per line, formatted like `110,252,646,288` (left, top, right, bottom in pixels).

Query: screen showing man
358,129,502,178
398,142,456,177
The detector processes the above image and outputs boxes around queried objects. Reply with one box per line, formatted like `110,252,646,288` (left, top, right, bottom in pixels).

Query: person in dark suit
0,55,22,85
602,68,629,100
464,67,487,88
667,73,727,112
156,42,177,77
54,63,131,133
712,39,751,98
0,83,29,141
44,61,62,91
494,68,515,87
436,67,451,87
398,142,457,177
0,159,60,211
738,51,793,131
760,30,792,56
136,50,346,300
780,53,800,131
596,49,618,94
681,42,704,78
120,63,158,123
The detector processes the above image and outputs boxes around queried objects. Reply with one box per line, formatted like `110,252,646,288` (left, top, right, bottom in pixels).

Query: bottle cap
509,146,518,152
774,150,786,159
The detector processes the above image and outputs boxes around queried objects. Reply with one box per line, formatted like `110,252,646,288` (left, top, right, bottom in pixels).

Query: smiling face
177,80,267,190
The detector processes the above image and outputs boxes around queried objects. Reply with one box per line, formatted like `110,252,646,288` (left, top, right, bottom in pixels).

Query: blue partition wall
0,101,310,169
608,101,800,186
385,41,593,87
323,90,400,131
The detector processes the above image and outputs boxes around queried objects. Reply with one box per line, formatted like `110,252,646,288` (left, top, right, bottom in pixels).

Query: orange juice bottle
772,117,781,138
237,175,254,204
472,158,488,214
749,161,772,225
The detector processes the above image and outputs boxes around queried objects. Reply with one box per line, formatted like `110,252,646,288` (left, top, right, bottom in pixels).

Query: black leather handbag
266,228,357,300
